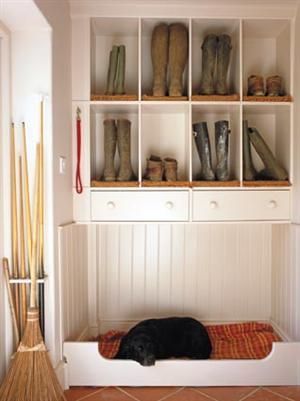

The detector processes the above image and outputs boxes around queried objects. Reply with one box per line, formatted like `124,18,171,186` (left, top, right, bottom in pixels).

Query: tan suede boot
151,23,169,96
103,119,117,181
144,155,164,181
168,23,188,97
164,157,178,181
117,119,135,181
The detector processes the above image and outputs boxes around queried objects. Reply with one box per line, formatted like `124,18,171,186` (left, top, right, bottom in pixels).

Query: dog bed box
60,223,300,386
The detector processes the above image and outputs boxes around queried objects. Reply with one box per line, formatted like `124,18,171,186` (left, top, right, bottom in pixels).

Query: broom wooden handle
22,122,32,263
30,144,40,308
19,157,27,334
39,101,44,277
2,258,20,347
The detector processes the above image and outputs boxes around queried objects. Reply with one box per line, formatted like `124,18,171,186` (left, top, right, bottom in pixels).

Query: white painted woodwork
91,191,189,221
64,341,300,386
192,104,240,181
141,104,190,180
272,224,300,341
59,224,89,341
242,19,291,96
243,104,291,179
91,18,139,96
193,190,290,222
73,189,91,222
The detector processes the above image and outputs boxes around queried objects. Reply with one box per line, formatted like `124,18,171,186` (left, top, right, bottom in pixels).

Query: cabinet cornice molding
69,0,298,19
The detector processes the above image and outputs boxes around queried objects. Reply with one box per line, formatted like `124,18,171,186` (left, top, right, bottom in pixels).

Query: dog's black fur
114,317,212,366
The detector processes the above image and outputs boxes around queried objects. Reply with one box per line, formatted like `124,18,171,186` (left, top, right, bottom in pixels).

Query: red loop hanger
75,107,83,194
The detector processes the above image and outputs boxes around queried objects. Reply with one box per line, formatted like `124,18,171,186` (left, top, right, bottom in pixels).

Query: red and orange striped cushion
98,322,281,360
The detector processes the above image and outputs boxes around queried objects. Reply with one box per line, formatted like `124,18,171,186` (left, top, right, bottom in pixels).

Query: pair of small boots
247,75,284,97
243,120,288,181
103,119,135,181
106,45,126,95
199,34,232,95
193,121,230,181
151,23,188,97
144,155,178,181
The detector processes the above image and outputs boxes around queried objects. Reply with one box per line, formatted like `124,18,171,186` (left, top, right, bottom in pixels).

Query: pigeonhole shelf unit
63,3,300,387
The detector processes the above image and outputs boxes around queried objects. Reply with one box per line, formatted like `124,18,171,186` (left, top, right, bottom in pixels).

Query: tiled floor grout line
263,387,298,401
238,387,261,401
75,387,106,401
190,388,220,401
116,387,142,401
156,386,185,401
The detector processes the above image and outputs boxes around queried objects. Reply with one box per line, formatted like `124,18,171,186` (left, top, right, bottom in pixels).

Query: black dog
114,317,212,366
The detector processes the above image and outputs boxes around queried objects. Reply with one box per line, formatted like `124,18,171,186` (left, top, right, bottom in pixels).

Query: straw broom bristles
0,142,66,401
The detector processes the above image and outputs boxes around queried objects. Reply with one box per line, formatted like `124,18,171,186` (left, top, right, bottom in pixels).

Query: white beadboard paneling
272,224,300,341
95,223,272,327
59,225,89,341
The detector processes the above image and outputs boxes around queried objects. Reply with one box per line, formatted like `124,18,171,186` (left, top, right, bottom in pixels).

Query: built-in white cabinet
72,16,293,222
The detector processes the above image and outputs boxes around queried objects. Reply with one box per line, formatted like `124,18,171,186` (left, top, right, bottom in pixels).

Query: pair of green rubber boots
103,119,135,181
106,45,126,95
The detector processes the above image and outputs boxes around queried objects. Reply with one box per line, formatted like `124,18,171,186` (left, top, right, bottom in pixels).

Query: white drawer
91,191,189,221
193,190,290,221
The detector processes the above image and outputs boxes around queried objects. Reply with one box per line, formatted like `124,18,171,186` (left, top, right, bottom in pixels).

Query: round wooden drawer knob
107,201,116,209
268,200,277,209
209,201,218,209
165,201,174,210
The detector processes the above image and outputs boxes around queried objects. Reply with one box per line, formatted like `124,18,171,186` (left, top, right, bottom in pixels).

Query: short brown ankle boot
266,75,283,96
247,75,264,96
103,119,117,181
144,155,164,181
164,157,178,181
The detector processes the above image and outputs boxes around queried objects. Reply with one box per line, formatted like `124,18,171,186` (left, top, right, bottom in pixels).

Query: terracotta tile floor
65,386,300,401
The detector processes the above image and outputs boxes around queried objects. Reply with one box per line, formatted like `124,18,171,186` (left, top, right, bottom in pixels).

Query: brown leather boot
144,155,164,181
168,23,188,96
151,23,169,96
117,119,135,181
247,75,264,96
164,157,178,181
266,75,283,96
103,119,117,181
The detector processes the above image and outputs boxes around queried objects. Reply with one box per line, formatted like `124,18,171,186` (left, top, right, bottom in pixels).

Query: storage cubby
141,18,189,99
242,104,291,185
141,103,190,183
90,18,139,99
90,103,139,185
191,19,240,100
242,19,292,100
191,104,240,185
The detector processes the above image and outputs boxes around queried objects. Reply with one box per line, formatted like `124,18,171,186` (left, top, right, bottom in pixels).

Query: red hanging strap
75,107,83,194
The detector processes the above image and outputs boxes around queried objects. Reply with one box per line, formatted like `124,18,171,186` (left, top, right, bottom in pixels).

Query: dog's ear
114,341,130,359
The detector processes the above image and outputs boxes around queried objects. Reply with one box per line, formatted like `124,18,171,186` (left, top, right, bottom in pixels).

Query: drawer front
91,191,189,221
193,191,290,221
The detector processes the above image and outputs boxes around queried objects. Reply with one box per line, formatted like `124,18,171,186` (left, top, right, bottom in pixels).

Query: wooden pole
19,156,27,336
30,144,40,309
2,258,20,348
22,122,32,264
39,100,45,335
10,122,20,335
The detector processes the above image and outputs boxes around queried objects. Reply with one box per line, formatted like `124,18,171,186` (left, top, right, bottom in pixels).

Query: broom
19,156,27,336
0,144,66,401
10,123,20,335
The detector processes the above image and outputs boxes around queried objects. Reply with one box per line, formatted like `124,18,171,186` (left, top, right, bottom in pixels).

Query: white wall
33,0,72,368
